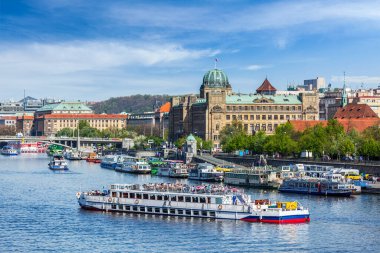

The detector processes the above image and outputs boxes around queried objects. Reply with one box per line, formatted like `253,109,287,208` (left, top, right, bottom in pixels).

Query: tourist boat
157,161,189,178
65,150,82,160
279,178,353,197
86,152,101,163
48,154,68,170
115,157,151,174
100,155,118,169
20,142,47,153
224,167,282,189
188,163,224,182
0,146,19,156
76,183,310,224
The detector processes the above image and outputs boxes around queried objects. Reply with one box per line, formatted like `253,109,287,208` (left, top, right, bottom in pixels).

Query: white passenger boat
0,146,19,156
48,154,68,170
115,157,151,174
77,183,310,224
224,167,282,189
188,163,223,182
157,161,189,178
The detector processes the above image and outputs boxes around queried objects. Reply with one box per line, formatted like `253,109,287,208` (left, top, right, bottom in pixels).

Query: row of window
225,123,279,132
112,192,212,204
111,204,216,217
226,114,302,121
226,105,302,111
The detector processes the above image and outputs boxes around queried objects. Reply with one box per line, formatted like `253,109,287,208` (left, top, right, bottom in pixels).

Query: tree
358,138,380,160
264,122,298,156
247,131,267,154
299,124,327,158
56,128,74,137
174,136,186,148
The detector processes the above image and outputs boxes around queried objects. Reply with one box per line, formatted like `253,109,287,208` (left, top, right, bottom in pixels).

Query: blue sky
1,0,380,101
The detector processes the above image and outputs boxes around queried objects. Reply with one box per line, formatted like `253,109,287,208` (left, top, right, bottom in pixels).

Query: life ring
135,199,139,204
218,205,223,210
257,204,261,209
108,197,112,202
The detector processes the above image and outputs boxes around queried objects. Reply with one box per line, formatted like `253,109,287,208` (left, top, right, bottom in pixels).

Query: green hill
91,95,171,114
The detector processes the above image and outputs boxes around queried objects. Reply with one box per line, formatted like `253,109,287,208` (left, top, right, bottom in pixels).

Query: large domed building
169,68,319,149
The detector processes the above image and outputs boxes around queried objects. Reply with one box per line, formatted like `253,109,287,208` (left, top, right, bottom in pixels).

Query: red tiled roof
256,78,277,92
42,114,128,119
17,115,34,120
289,119,380,133
334,104,378,119
0,116,17,120
159,102,171,113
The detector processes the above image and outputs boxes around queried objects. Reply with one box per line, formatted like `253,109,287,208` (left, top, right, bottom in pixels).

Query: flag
215,58,218,62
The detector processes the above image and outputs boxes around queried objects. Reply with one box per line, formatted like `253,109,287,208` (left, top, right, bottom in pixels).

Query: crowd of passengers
142,183,241,194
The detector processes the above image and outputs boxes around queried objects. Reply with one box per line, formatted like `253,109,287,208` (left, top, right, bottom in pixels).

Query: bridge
0,136,124,149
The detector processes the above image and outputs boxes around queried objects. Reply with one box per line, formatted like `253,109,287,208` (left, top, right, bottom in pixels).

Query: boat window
207,197,211,204
185,196,191,202
112,192,117,197
164,195,169,201
111,205,117,209
178,210,184,215
192,197,199,203
199,197,206,203
185,210,191,215
136,193,142,199
157,195,163,200
130,193,135,198
143,194,149,199
125,206,131,211
210,212,216,217
163,208,168,214
170,209,175,214
202,211,207,216
118,205,123,210
178,196,184,202
147,207,153,212
122,193,128,198
193,210,199,216
215,197,223,204
139,207,145,212
133,206,138,211
149,194,156,200
155,208,160,213
171,196,176,201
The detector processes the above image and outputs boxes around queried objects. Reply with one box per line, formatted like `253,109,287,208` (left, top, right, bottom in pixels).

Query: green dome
202,69,229,88
186,134,196,142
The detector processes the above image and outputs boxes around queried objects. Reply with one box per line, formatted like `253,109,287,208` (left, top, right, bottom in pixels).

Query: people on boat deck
141,183,241,194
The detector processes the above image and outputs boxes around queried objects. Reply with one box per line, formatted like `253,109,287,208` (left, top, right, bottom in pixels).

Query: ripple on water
0,155,379,252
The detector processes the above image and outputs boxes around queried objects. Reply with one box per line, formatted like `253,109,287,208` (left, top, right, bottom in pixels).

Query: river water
0,154,379,253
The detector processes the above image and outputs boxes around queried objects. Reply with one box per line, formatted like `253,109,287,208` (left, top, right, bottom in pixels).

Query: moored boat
48,154,68,170
279,178,353,197
157,161,189,178
77,183,310,224
100,155,118,169
86,152,101,163
188,163,223,182
115,157,151,174
224,167,282,189
0,146,19,156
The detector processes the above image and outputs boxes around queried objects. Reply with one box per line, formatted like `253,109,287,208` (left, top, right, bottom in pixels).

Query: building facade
169,69,319,149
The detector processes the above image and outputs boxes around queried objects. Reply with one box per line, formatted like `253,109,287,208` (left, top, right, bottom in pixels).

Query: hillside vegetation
91,95,171,114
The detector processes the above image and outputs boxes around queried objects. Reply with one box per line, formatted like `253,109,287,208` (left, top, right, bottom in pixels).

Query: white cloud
331,75,380,85
0,41,219,100
107,0,380,33
245,64,271,71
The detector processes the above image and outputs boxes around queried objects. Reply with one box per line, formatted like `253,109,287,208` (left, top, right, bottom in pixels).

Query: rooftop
36,102,93,112
334,104,379,119
256,78,277,93
289,119,380,133
226,94,301,104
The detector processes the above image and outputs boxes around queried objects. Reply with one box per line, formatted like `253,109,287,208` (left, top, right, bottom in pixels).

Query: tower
341,72,348,107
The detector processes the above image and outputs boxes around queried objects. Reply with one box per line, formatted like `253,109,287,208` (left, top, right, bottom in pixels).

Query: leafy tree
174,136,186,148
264,122,298,156
56,128,75,137
247,131,267,154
